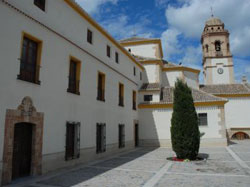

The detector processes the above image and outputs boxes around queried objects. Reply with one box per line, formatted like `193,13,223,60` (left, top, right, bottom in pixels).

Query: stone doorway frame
2,97,44,185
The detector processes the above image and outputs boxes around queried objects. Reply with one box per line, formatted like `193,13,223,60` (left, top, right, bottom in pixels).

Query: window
65,122,80,160
140,72,142,80
107,45,111,58
67,58,81,95
118,83,124,107
133,67,136,76
132,90,137,110
205,45,209,53
144,95,153,102
18,34,42,84
227,43,230,52
87,29,93,44
115,52,119,63
198,113,208,126
34,0,45,11
215,41,221,51
119,124,125,148
96,123,106,153
97,72,105,101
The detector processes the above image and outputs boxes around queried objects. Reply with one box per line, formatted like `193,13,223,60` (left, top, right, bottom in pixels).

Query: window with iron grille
65,122,80,160
97,72,105,101
133,67,136,76
34,0,45,11
132,90,137,110
18,36,41,84
198,113,208,126
67,59,80,95
107,45,111,57
96,123,106,153
115,52,119,63
118,83,124,107
144,95,153,102
119,124,125,148
87,29,93,44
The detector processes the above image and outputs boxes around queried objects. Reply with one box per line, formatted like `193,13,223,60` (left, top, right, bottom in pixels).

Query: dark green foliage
171,79,200,160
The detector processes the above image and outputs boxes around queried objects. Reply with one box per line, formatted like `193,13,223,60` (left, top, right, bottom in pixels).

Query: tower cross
210,7,214,17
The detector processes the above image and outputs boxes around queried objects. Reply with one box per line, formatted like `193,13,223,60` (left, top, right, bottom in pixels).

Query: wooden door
134,124,139,147
66,123,75,160
12,123,33,180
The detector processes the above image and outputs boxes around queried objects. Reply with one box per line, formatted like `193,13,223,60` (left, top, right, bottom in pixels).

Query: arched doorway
232,132,250,140
2,97,44,185
12,123,34,180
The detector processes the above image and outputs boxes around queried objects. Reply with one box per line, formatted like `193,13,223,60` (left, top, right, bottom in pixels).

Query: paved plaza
6,140,250,187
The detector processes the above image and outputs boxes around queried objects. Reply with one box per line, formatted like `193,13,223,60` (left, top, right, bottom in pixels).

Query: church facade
0,0,250,185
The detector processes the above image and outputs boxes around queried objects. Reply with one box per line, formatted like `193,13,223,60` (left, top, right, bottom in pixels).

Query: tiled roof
244,83,250,90
200,84,250,95
163,62,178,68
140,83,161,91
133,55,178,67
133,55,159,61
159,87,226,104
119,37,159,43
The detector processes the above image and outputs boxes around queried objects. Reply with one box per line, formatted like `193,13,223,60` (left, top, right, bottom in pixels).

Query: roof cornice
120,39,164,59
64,0,144,70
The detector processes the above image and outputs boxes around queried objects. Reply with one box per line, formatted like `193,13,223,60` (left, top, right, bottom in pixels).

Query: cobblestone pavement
6,140,250,187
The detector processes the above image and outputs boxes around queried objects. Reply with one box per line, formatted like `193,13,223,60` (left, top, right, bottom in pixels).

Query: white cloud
76,0,118,14
99,14,153,40
161,28,182,59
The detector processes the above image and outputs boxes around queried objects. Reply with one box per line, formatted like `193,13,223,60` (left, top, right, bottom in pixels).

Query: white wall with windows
0,0,143,178
138,106,226,147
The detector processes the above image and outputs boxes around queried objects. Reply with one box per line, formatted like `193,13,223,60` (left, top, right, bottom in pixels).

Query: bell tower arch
201,16,235,84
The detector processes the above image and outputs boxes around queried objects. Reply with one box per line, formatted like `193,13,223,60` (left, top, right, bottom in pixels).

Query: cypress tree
171,79,200,160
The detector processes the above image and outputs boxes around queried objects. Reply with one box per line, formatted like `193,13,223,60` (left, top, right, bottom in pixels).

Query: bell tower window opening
215,41,221,51
205,45,209,53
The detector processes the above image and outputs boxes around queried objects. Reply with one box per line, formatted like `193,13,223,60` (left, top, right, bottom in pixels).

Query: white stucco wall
138,106,223,143
183,71,199,89
143,64,160,83
124,43,161,59
0,1,142,163
163,71,183,87
210,58,231,84
224,97,250,129
139,92,160,103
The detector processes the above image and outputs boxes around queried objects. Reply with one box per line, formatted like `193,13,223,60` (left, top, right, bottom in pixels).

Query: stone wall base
42,141,135,174
139,138,228,148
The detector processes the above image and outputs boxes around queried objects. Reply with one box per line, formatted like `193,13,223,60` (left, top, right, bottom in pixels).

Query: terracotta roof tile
200,84,250,95
140,83,160,91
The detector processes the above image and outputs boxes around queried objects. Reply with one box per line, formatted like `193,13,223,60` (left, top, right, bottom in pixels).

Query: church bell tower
201,16,235,84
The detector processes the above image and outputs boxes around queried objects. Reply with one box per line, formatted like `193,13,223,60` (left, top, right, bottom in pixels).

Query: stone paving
6,140,250,187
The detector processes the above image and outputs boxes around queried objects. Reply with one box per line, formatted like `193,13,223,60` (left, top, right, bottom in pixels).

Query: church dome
205,17,223,26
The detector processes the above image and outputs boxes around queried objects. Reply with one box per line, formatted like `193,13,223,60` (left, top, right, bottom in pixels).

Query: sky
75,0,250,83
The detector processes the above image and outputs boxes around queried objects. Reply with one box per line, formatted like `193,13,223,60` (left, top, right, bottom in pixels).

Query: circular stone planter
166,156,206,162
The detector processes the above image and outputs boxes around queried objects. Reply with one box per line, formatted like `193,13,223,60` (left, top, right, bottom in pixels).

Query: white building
0,0,250,185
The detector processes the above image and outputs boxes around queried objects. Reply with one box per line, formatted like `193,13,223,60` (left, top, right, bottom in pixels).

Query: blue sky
76,0,250,83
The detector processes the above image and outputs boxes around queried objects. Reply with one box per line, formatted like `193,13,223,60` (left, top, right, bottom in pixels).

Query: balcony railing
67,78,80,95
17,60,40,84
